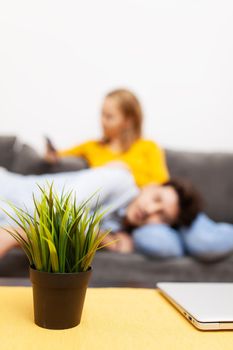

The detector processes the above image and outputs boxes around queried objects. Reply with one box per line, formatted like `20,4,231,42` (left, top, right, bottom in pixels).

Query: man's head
126,179,202,228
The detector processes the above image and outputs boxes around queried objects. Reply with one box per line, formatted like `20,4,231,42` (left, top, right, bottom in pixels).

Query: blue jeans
133,214,233,261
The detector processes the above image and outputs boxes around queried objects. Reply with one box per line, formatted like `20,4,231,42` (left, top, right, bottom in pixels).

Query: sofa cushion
166,149,233,223
1,250,233,287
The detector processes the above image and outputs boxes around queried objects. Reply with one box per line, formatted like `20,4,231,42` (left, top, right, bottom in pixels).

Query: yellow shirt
58,139,169,187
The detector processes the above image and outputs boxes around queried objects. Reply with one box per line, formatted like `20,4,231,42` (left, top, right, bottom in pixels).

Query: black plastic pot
29,266,92,330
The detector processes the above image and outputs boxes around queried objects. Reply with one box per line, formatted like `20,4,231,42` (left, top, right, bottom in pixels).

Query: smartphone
44,136,57,152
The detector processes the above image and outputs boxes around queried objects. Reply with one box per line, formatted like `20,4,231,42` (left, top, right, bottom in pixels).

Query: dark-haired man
100,178,202,255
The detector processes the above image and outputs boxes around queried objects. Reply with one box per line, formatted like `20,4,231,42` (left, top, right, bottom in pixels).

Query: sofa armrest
0,136,17,170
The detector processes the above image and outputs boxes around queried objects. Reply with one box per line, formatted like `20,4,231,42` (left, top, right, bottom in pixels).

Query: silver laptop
157,282,233,330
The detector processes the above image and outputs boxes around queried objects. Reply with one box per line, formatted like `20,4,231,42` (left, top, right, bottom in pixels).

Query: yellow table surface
0,287,233,350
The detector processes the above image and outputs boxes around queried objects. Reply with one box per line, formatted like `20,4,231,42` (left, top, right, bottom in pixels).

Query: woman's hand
44,147,59,164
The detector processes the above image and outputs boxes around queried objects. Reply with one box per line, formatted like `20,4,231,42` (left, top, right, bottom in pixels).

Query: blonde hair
106,88,143,141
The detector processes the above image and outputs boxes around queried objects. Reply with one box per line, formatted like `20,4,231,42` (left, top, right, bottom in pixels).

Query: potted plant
2,183,110,329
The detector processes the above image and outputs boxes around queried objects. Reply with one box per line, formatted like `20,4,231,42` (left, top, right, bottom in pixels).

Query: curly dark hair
163,178,203,228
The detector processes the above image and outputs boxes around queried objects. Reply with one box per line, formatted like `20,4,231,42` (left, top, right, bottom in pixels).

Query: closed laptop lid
157,283,233,323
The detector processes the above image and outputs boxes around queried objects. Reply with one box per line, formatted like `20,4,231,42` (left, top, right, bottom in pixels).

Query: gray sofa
1,135,233,287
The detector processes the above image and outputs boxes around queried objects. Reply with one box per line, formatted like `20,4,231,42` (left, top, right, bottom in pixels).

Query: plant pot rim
29,265,92,275
30,266,93,288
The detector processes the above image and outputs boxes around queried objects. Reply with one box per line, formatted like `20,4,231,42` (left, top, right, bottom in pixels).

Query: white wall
0,0,233,153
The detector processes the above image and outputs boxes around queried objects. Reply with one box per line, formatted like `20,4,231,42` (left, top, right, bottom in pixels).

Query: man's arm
99,231,134,253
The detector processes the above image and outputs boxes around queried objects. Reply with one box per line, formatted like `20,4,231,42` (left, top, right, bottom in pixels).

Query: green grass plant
2,183,111,273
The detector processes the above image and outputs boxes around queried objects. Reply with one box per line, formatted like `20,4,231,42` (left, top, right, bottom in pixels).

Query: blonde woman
45,89,169,187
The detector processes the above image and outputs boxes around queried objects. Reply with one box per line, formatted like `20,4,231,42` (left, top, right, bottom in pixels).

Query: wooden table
0,287,232,350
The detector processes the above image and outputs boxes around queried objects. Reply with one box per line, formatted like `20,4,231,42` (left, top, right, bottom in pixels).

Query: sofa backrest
166,149,233,223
